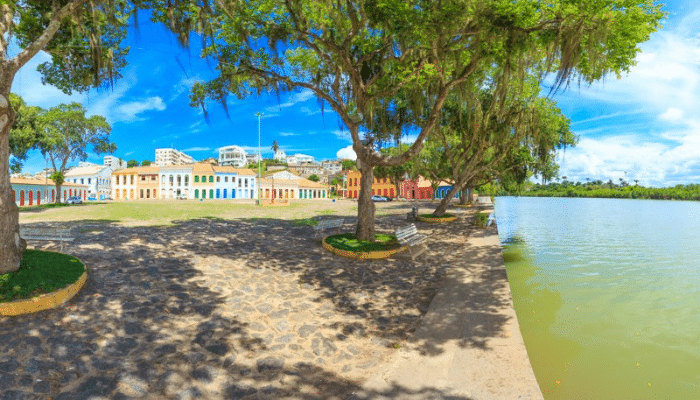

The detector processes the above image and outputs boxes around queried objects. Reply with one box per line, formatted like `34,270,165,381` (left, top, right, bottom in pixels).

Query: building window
184,175,189,186
225,176,228,183
244,178,248,188
88,178,91,184
194,189,199,198
130,175,134,185
140,189,144,198
216,176,220,183
195,176,199,183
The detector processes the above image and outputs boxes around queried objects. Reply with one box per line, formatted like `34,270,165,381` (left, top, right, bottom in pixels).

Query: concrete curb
358,224,543,399
416,215,458,223
322,237,407,260
0,269,88,317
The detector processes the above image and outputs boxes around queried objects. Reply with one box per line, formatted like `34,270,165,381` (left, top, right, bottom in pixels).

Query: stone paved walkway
2,206,490,399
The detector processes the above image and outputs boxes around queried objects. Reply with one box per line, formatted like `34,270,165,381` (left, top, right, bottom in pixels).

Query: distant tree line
501,180,700,201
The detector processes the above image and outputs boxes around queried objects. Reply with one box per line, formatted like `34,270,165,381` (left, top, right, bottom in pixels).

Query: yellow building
112,167,160,200
345,170,396,199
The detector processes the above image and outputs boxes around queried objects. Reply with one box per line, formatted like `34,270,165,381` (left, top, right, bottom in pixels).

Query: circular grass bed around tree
0,249,85,303
322,233,405,259
417,213,458,223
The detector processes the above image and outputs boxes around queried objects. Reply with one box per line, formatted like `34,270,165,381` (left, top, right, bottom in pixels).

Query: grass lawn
419,213,456,219
0,250,85,302
324,233,400,252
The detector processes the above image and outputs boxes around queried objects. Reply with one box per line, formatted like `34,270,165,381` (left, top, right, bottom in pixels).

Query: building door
37,190,41,205
19,190,25,206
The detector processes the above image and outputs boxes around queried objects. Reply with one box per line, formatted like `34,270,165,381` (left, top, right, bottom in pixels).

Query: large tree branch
9,0,87,74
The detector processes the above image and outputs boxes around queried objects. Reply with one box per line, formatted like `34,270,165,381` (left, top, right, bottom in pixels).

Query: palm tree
271,140,279,157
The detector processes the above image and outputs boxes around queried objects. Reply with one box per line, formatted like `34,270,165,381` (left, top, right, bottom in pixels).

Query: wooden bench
396,224,428,259
313,218,345,238
20,226,75,252
406,206,419,221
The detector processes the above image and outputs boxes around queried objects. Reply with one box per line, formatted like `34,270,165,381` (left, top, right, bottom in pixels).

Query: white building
158,165,193,199
155,148,196,166
65,164,113,200
213,166,258,199
104,155,127,170
321,161,342,174
218,145,248,167
287,153,315,165
246,153,261,164
274,150,287,162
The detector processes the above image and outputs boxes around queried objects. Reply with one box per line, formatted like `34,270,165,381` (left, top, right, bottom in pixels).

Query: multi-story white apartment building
218,145,248,167
155,148,196,166
321,161,342,174
246,153,261,165
104,155,127,170
159,164,193,199
65,164,113,199
287,153,315,165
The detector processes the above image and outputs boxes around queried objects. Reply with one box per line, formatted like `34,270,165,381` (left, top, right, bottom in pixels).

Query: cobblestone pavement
2,206,480,399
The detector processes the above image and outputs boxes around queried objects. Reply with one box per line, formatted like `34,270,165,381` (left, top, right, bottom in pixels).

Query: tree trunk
55,183,62,204
355,159,376,240
459,188,468,204
0,91,26,274
432,184,462,216
467,187,475,203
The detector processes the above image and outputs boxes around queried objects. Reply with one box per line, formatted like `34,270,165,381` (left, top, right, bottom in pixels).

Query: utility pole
255,112,263,205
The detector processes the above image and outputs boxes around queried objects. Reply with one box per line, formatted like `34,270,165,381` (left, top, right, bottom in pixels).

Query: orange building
345,170,396,199
112,166,160,200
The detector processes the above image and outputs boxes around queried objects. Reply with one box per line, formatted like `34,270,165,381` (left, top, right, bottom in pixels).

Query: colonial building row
342,171,468,200
110,163,330,201
10,178,89,207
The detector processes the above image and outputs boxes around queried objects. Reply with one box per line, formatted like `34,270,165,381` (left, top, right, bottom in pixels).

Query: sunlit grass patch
324,233,400,252
0,250,85,302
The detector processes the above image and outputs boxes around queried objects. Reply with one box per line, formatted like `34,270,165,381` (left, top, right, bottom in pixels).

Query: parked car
371,195,388,202
177,194,188,200
65,196,82,204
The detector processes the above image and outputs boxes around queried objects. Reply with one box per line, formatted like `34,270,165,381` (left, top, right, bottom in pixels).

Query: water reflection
496,197,700,399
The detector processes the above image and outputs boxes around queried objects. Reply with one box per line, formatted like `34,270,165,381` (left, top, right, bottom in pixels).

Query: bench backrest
396,224,418,243
316,218,344,229
20,227,74,238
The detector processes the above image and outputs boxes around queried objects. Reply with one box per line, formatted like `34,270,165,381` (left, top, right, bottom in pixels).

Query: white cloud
12,51,86,108
279,132,299,137
556,133,700,187
333,129,352,142
336,145,356,160
182,147,211,152
660,107,684,123
112,96,166,122
265,89,315,112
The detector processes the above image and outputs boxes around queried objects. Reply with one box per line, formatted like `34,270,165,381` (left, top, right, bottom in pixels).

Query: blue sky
11,1,697,187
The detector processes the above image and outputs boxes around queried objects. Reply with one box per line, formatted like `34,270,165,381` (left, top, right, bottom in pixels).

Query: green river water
494,197,700,399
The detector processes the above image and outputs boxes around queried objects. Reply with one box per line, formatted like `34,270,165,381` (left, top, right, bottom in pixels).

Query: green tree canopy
154,0,663,239
39,102,115,203
127,159,139,168
9,94,43,173
308,174,320,182
141,159,152,166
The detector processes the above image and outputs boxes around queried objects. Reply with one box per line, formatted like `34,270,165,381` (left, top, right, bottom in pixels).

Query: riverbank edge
358,206,544,399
